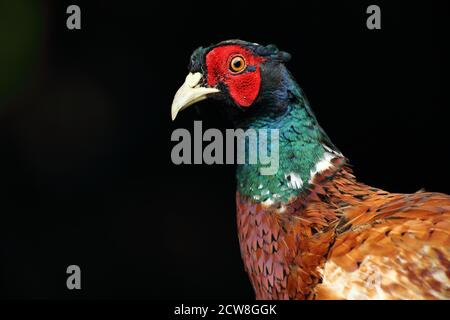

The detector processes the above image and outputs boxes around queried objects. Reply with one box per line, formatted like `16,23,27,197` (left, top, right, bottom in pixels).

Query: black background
0,0,448,299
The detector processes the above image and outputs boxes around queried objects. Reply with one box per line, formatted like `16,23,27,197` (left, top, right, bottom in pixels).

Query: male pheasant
171,40,450,299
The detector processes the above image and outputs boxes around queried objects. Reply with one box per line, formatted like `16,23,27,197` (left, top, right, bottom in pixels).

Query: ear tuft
257,44,291,63
277,51,291,62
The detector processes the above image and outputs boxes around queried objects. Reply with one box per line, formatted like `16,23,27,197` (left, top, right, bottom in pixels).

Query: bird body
171,40,450,299
237,164,450,299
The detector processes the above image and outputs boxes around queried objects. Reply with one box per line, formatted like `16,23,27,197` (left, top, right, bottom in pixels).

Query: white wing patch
285,172,303,189
309,151,336,184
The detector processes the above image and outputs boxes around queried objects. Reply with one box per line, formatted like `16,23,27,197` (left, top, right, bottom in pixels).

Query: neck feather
235,70,344,204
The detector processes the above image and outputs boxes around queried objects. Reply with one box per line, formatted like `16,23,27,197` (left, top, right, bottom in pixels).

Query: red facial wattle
205,45,265,107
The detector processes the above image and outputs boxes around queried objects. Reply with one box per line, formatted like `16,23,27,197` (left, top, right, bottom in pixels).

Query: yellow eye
229,55,246,73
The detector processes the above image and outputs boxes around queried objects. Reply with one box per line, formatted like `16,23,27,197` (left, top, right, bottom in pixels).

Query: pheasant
170,40,450,300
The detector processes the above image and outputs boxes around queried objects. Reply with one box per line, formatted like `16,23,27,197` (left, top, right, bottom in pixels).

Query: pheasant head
171,40,342,204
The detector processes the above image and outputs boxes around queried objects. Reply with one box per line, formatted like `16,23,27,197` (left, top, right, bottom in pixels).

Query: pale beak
171,72,220,120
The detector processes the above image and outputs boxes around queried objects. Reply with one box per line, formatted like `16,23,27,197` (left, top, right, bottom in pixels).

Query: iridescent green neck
235,74,341,204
